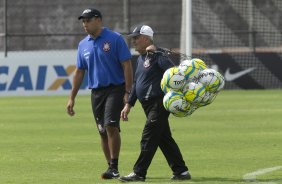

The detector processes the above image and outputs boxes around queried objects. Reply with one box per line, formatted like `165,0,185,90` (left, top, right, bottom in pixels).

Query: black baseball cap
78,8,102,20
128,25,154,37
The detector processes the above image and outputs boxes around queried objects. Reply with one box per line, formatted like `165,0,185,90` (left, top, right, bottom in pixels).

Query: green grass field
0,90,282,184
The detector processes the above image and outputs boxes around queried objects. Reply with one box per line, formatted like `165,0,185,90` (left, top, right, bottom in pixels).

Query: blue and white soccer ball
198,69,225,93
161,67,186,92
182,82,206,106
163,91,190,116
197,90,217,107
160,57,224,118
178,58,207,82
160,78,170,94
185,104,198,116
216,72,225,92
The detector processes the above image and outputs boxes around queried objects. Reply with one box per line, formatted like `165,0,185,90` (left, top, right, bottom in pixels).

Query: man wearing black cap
119,25,191,182
67,8,133,179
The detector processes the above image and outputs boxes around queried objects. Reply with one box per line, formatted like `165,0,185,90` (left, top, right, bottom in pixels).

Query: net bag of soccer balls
161,58,225,117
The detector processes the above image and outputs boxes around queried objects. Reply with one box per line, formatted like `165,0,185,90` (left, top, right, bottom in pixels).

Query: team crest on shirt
103,42,111,52
143,58,151,68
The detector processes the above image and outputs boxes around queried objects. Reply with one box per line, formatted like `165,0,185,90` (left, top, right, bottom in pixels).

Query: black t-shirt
128,51,174,106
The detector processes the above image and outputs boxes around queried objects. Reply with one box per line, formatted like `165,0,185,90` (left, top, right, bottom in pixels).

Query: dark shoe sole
171,177,191,180
118,177,145,182
101,175,119,179
101,173,120,179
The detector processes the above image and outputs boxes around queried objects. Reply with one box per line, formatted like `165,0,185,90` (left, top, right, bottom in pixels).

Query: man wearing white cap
119,25,191,182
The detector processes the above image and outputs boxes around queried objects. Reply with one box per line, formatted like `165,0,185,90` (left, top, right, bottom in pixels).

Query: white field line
243,166,282,184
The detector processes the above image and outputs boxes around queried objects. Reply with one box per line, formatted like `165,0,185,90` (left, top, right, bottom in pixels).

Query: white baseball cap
128,25,154,37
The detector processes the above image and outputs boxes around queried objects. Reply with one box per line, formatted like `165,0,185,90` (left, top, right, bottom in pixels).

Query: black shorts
91,84,125,134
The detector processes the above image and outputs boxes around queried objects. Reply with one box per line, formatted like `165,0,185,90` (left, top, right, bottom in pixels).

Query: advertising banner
1,50,282,96
0,50,88,96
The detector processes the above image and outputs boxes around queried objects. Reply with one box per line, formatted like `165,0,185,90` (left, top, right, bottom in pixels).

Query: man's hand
120,103,131,121
67,99,75,116
146,44,157,52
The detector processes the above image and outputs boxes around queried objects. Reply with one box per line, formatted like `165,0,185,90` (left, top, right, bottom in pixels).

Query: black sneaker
101,168,120,179
118,172,145,182
171,171,191,180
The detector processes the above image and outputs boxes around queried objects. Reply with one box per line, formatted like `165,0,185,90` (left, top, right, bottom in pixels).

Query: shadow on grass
192,177,243,183
144,177,282,183
146,176,242,183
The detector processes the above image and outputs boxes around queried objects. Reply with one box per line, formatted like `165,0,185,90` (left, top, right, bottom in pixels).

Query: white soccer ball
172,104,199,117
161,67,186,92
216,71,225,92
198,69,225,93
182,81,206,106
185,104,198,116
171,111,189,117
197,90,217,107
160,78,171,94
163,91,190,115
178,58,207,82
